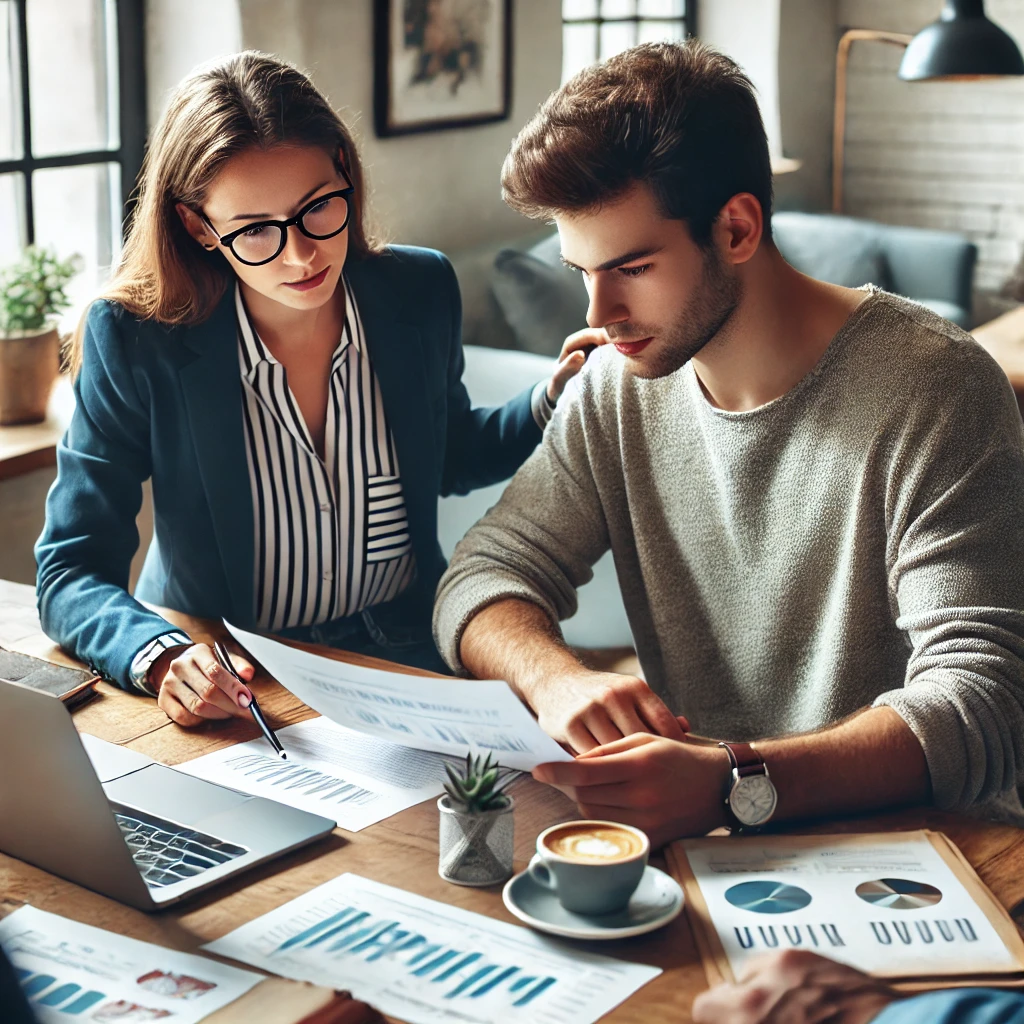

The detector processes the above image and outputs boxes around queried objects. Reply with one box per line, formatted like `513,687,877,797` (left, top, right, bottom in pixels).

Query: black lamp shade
899,0,1024,80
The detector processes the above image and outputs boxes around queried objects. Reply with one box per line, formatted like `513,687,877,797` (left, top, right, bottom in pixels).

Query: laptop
0,678,336,911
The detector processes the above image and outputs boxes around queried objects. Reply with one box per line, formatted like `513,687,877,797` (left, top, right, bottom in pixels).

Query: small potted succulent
0,246,81,425
438,752,516,887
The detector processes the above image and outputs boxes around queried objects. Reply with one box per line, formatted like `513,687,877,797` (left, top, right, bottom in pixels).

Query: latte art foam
544,825,644,863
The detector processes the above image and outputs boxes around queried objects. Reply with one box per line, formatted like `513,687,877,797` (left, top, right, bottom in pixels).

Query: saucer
502,864,684,940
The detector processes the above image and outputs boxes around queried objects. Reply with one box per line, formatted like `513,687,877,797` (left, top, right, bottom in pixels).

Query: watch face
731,774,778,826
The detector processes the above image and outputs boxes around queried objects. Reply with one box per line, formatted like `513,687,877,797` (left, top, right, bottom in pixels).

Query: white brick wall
838,0,1024,290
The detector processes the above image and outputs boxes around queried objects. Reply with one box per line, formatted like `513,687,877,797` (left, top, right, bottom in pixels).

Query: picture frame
374,0,513,138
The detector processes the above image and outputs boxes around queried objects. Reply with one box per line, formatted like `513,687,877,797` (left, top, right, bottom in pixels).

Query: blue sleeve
433,251,543,497
873,989,1024,1024
34,301,184,690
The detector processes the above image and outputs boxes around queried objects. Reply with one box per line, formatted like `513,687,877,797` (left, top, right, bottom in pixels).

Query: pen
213,641,288,760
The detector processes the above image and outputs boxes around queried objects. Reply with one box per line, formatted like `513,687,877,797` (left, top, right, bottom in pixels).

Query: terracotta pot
0,326,60,425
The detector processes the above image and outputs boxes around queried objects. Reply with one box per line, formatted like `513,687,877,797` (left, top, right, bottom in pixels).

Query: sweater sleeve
873,355,1024,810
432,368,611,673
873,989,1024,1024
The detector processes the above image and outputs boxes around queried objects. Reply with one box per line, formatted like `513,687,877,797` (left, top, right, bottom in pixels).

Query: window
562,0,693,84
0,0,145,319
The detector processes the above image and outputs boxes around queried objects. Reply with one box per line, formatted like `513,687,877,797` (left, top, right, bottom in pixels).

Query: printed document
204,873,660,1024
682,832,1019,978
225,622,570,772
178,717,451,831
0,905,260,1023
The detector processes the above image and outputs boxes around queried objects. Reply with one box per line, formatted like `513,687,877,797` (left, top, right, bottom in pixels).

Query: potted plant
438,752,516,887
0,246,81,425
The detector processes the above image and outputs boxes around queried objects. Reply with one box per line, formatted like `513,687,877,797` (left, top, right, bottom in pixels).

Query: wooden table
974,305,1024,411
4,601,1024,1022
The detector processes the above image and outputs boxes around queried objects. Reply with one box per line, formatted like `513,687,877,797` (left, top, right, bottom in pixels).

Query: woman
35,52,586,727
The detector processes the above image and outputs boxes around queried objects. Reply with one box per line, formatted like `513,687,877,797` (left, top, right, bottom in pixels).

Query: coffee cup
528,820,649,916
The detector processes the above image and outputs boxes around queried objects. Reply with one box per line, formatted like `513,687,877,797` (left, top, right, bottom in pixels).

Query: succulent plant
0,246,83,335
443,752,515,814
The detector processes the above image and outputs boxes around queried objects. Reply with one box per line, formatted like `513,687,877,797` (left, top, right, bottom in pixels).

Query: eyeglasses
199,186,354,267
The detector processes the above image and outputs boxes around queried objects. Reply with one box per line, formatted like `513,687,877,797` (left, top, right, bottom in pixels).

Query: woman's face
179,144,351,312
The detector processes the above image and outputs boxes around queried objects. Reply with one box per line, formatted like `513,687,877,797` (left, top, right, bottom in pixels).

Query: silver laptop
0,678,336,910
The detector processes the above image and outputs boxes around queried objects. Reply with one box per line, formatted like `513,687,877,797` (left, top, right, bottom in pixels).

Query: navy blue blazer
35,246,542,689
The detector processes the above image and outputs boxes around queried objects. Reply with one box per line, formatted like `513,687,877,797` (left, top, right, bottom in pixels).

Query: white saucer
502,864,684,940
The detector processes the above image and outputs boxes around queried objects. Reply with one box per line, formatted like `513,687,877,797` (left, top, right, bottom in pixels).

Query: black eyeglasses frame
199,186,355,267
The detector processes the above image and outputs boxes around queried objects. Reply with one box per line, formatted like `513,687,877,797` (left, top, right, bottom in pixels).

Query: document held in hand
225,622,571,772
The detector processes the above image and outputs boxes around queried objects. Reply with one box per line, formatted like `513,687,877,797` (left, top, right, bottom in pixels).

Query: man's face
556,183,741,379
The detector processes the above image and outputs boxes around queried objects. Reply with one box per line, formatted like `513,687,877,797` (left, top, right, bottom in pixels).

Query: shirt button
323,569,334,581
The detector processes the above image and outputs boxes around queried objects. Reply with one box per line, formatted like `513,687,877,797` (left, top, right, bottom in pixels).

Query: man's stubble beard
617,246,742,380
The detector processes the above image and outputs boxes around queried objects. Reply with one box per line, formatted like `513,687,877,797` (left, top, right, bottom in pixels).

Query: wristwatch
719,741,778,832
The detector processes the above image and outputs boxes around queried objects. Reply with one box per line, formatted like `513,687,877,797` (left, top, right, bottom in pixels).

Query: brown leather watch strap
720,741,766,777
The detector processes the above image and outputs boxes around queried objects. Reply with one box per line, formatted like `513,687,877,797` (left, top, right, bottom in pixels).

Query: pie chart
855,878,943,910
724,880,813,914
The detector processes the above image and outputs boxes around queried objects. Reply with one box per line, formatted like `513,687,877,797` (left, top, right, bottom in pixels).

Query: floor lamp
831,0,1024,214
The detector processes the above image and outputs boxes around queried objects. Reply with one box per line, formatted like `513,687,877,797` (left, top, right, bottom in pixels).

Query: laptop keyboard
113,807,248,889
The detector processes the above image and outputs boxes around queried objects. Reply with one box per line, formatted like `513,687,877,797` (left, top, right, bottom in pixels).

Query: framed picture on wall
374,0,512,137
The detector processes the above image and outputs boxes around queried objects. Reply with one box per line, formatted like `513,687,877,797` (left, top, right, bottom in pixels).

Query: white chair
437,346,634,649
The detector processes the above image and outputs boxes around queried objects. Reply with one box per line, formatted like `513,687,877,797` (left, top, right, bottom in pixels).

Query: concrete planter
438,794,514,887
0,325,60,425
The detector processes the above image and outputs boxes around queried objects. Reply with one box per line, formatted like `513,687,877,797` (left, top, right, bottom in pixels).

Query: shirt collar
235,276,361,383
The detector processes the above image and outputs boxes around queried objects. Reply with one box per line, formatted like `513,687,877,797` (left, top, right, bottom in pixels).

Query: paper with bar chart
204,873,660,1024
225,622,571,772
0,905,260,1023
177,716,452,831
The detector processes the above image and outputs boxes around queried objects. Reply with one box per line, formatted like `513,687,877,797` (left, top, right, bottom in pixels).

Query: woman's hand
150,643,255,727
547,328,610,403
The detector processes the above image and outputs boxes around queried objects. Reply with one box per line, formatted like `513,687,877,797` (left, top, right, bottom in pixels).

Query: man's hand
532,667,687,753
150,643,255,727
534,732,726,847
692,950,900,1024
547,328,609,403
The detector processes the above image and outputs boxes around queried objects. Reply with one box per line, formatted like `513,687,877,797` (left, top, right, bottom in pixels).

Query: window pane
32,163,120,328
0,173,26,264
637,19,686,44
600,20,636,61
0,1,21,159
638,0,685,15
563,0,598,18
27,0,118,158
562,22,598,82
601,0,636,17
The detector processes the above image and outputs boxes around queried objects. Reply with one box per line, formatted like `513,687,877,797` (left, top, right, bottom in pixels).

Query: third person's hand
547,327,610,403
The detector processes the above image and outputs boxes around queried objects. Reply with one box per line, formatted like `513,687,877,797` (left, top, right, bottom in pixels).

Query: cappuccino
543,824,645,863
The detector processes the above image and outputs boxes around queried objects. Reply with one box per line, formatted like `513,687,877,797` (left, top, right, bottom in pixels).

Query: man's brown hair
502,41,773,245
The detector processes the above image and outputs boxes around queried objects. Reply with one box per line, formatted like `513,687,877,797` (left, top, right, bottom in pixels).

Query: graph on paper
0,906,260,1024
204,874,660,1024
177,717,453,831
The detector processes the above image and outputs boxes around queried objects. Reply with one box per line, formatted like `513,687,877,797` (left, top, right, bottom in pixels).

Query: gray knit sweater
434,291,1024,813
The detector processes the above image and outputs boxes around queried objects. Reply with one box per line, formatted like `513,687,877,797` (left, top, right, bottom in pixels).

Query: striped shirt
236,279,415,631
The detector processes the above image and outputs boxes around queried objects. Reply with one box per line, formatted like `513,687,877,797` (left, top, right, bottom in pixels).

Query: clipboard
665,830,1024,993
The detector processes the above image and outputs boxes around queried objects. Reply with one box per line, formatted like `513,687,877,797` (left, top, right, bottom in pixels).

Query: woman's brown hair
68,50,379,374
502,41,773,247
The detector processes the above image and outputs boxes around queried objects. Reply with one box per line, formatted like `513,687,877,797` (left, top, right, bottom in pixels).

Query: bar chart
206,873,661,1024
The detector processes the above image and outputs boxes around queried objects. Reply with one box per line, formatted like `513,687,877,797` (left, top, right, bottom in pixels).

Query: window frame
0,0,146,246
562,1,696,79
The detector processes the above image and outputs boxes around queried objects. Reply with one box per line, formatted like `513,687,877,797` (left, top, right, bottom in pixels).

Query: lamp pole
831,30,912,215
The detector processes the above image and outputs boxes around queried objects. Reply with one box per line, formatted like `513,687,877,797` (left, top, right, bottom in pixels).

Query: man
432,41,1024,846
